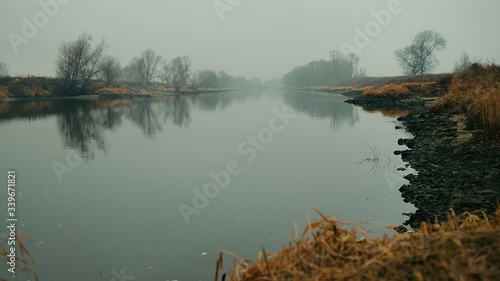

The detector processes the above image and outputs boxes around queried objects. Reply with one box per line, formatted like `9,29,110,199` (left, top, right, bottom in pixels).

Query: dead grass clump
20,86,51,97
95,87,133,95
362,83,437,97
0,76,60,97
436,63,500,136
0,233,40,281
0,86,11,98
467,87,500,134
223,208,500,281
399,82,436,96
309,85,375,93
363,84,410,97
351,86,374,92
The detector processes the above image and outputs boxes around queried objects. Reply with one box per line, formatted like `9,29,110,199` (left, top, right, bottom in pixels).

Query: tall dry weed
436,63,500,136
224,208,500,281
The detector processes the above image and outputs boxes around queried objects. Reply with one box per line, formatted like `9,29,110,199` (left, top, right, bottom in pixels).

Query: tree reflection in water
0,91,264,159
282,91,359,130
127,99,163,136
57,100,124,159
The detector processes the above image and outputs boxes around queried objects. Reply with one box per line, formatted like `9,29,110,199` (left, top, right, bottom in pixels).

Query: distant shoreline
0,88,236,102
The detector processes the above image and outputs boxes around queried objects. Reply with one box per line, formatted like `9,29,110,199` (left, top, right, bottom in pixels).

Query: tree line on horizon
282,51,367,88
281,30,477,88
51,33,263,96
0,30,482,94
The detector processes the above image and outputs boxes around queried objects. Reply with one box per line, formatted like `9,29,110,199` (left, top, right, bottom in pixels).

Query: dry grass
222,208,500,281
399,82,437,96
307,85,375,93
303,79,442,97
0,76,59,97
360,82,438,98
95,87,133,95
20,86,51,97
0,233,40,281
363,84,411,97
335,74,451,88
0,86,11,98
436,63,500,136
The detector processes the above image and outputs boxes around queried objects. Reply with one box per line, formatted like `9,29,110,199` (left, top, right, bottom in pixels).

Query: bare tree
329,51,364,80
454,52,472,73
99,55,121,87
394,45,420,76
282,50,364,87
188,70,200,89
122,59,142,84
134,49,162,86
356,67,367,78
0,62,9,77
160,56,191,91
56,33,107,95
395,30,447,75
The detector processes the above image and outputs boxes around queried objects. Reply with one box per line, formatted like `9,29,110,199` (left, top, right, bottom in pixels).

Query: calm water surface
0,90,415,280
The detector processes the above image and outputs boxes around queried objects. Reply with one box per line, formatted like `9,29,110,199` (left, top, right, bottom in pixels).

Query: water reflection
128,100,163,136
57,101,110,159
190,90,262,112
363,108,410,118
282,91,359,130
0,101,59,122
0,91,261,157
167,96,191,127
0,90,417,281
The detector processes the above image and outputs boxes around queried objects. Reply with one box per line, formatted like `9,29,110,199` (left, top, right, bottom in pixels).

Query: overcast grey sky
1,0,499,80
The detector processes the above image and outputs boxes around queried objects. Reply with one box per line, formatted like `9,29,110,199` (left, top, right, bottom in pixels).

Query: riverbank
349,64,500,228
223,65,499,280
396,110,500,228
0,76,235,102
0,89,234,102
221,208,500,280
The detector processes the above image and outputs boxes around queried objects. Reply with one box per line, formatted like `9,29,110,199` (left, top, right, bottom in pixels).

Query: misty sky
1,0,499,80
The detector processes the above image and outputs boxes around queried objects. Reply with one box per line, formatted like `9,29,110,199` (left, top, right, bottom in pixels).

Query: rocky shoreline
395,111,500,228
344,94,500,229
345,95,426,110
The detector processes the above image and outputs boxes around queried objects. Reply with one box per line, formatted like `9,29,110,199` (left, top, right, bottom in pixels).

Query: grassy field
221,208,500,280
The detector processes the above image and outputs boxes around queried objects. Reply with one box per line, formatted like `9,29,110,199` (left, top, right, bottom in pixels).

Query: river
0,90,415,281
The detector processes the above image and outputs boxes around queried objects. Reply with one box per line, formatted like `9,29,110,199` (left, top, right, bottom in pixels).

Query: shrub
399,82,436,96
95,87,133,95
0,86,11,98
363,84,410,97
21,86,51,97
436,63,500,136
468,87,500,133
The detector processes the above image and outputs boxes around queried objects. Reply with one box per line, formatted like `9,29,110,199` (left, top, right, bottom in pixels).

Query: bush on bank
436,63,500,137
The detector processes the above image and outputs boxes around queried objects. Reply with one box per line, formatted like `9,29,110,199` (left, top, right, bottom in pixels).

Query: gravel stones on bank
395,111,500,228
